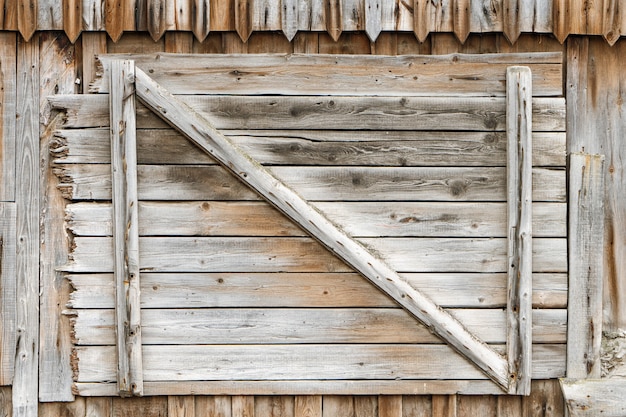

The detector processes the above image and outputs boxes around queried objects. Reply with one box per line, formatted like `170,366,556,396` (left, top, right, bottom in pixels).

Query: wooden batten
109,60,143,396
132,67,512,391
567,153,605,379
506,66,533,395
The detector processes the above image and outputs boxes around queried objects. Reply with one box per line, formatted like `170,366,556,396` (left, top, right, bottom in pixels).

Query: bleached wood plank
560,378,626,417
50,94,567,132
168,396,194,417
567,153,605,379
0,203,16,385
82,0,104,30
281,0,298,40
232,396,254,417
71,308,567,345
65,201,567,238
67,272,568,310
252,0,281,31
0,32,16,201
54,165,566,202
62,236,567,274
74,344,566,383
109,60,142,396
13,34,39,417
52,129,567,167
37,0,62,29
365,0,382,41
91,53,564,96
81,32,107,89
295,395,321,417
506,66,533,395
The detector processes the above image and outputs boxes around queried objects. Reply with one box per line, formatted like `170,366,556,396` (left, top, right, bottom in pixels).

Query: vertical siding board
0,202,16,385
0,32,16,202
325,0,342,41
521,380,565,417
104,0,124,42
192,0,210,41
431,395,457,417
323,396,354,417
1,0,18,29
38,31,77,402
110,59,143,396
196,396,232,417
552,0,569,42
457,396,497,417
506,66,533,395
364,0,382,41
63,0,82,42
165,31,193,52
13,32,39,417
147,0,168,41
502,0,521,44
37,0,62,30
81,32,107,89
295,396,321,417
17,0,37,41
210,0,234,30
281,0,298,41
82,0,105,30
256,396,293,417
567,153,605,378
402,396,431,416
86,398,113,417
452,0,470,43
413,0,430,42
235,0,252,42
168,396,195,417
232,396,254,417
378,396,401,417
253,0,280,30
603,0,622,45
496,396,522,417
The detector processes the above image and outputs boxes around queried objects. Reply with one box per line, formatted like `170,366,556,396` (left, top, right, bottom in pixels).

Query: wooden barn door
52,53,567,398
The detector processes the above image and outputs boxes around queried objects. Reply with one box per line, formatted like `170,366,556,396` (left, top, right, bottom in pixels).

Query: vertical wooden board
429,33,461,54
168,396,195,417
252,0,280,30
325,0,342,41
86,398,112,417
364,0,382,41
17,0,37,41
318,32,371,53
378,396,401,417
147,0,169,41
81,32,107,89
39,398,86,417
106,33,165,54
371,31,396,54
112,397,168,417
413,0,430,42
255,396,294,417
603,0,622,45
496,396,522,417
192,0,211,42
0,0,18,29
38,31,77,403
110,59,142,396
37,0,62,29
0,202,16,385
13,33,38,417
0,32,16,202
105,0,124,42
341,0,362,30
521,380,564,417
457,396,497,417
192,32,224,53
295,396,321,417
502,0,521,44
210,0,234,30
567,153,605,378
235,0,252,42
431,395,456,417
82,0,104,30
165,32,194,52
196,396,232,417
247,32,292,52
281,0,298,40
322,396,353,417
1,387,12,416
402,396,431,417
232,396,254,417
63,0,83,42
452,0,470,43
292,32,319,53
552,0,569,42
222,31,248,53
353,396,377,417
397,32,431,54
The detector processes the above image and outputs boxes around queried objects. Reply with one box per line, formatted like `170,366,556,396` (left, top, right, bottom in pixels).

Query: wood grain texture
92,53,564,97
62,0,82,42
281,0,297,40
235,0,252,42
81,32,107,89
191,0,210,41
0,202,16,385
232,395,254,417
147,0,168,41
0,32,16,202
505,66,533,395
325,0,342,41
561,378,626,417
567,153,605,379
295,396,321,417
17,0,36,40
13,33,39,417
104,0,124,42
109,59,142,396
167,396,194,417
67,272,568,310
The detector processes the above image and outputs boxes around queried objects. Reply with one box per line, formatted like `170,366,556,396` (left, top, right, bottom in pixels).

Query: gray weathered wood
0,32,16,202
133,67,511,390
13,34,39,417
67,272,568,310
50,94,567,132
0,202,16,385
506,66,533,395
71,308,567,345
191,0,210,41
560,378,626,417
52,128,567,167
364,0,382,41
281,0,298,40
91,53,564,97
109,60,143,396
567,153,605,378
54,164,567,202
64,201,567,238
62,236,567,274
74,344,566,383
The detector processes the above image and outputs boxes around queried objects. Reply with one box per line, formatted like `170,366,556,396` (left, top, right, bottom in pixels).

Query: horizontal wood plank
74,344,566,382
92,53,563,97
71,308,567,345
65,201,567,238
52,128,566,167
63,236,567,273
50,95,566,132
55,165,566,202
560,378,626,417
68,272,568,309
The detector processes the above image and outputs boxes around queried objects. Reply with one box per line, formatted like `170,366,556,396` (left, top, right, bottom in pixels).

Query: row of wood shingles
1,0,624,45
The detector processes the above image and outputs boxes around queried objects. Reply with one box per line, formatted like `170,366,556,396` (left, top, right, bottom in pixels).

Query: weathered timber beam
109,60,143,396
567,153,605,379
506,66,533,395
560,378,626,416
133,65,510,391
